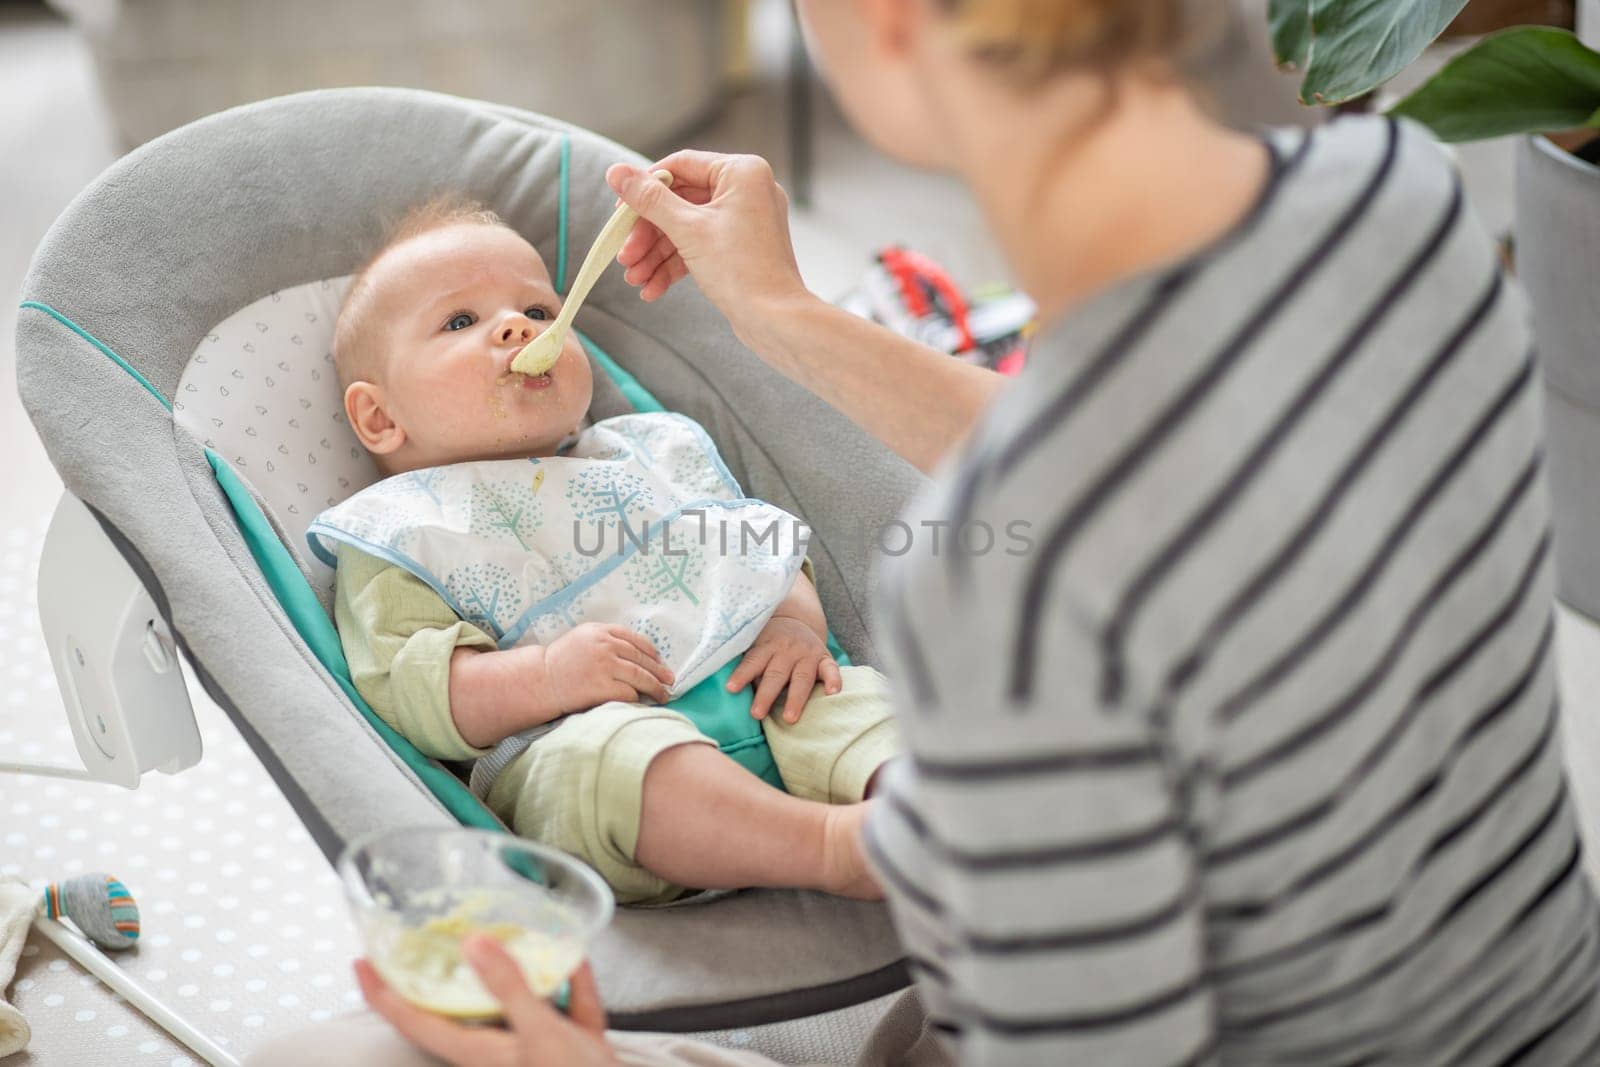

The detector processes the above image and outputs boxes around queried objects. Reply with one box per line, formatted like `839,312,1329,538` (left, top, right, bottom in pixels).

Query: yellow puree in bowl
373,892,586,1020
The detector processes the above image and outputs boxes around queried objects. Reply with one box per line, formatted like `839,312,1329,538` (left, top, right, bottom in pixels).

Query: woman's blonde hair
940,0,1191,84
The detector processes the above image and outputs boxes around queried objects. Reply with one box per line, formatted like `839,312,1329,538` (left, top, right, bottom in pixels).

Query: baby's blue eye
526,306,549,321
445,312,475,332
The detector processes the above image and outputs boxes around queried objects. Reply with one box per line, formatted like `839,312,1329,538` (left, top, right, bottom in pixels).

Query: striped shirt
868,116,1600,1065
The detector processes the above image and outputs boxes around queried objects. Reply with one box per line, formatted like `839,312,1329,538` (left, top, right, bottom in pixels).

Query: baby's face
349,224,593,471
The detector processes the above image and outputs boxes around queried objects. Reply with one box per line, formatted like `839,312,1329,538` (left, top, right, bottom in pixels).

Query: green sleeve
332,542,499,761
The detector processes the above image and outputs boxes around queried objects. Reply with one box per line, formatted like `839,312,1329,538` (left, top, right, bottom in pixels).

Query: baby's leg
762,665,899,805
486,701,880,902
634,743,882,900
486,702,707,905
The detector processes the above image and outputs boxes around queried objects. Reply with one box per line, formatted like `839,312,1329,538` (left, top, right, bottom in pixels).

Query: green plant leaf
1295,0,1470,105
1270,0,1314,70
1390,26,1600,142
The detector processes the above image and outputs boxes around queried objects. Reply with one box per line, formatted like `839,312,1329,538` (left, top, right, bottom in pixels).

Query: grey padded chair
16,87,919,1031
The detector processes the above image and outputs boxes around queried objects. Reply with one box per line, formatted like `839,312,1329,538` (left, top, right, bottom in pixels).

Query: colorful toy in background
837,245,1036,375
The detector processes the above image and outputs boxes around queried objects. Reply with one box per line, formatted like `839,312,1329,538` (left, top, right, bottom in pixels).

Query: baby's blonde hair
939,0,1190,85
332,193,508,390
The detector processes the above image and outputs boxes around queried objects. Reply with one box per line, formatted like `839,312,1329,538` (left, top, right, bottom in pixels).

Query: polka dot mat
0,521,361,1063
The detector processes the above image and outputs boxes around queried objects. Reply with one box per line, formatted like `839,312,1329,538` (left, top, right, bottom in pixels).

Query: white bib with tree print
307,413,808,697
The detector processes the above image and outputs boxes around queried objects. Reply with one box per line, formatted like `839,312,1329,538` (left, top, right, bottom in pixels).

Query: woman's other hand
356,936,617,1067
607,151,814,350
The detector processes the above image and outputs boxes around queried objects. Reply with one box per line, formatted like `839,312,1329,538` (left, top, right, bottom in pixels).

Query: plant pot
1583,0,1600,45
1443,0,1574,36
1516,133,1600,619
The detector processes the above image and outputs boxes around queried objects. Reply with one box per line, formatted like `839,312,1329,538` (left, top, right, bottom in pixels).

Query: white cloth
308,413,809,697
0,878,39,1057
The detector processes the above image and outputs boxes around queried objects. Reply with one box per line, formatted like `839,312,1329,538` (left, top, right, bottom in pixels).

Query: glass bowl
338,827,614,1020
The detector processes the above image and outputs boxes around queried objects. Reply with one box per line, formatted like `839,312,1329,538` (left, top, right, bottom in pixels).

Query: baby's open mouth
496,370,554,391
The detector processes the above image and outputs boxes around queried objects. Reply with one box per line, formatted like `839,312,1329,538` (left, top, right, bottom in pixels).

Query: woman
253,0,1600,1063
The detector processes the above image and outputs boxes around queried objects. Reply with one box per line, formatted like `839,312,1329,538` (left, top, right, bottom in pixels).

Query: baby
309,196,897,905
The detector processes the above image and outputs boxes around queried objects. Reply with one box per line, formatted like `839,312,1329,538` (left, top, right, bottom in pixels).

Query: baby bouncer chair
14,87,919,1037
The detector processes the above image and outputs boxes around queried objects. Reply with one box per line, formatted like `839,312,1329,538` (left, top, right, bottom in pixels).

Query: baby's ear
345,381,405,455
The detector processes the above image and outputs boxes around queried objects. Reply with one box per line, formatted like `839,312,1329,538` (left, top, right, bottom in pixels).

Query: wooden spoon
511,168,674,376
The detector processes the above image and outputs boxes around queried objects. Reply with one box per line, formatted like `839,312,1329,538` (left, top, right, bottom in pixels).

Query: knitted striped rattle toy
1,874,138,1057
42,874,140,950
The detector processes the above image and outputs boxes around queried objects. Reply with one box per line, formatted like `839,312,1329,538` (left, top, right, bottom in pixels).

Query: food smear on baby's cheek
370,889,586,1020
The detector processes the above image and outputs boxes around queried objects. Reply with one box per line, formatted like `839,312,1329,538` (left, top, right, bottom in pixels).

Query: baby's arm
452,625,676,748
770,567,827,642
334,542,500,760
335,545,673,754
446,645,562,749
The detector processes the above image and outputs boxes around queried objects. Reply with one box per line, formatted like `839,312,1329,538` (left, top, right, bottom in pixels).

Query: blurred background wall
44,0,730,152
32,0,1314,169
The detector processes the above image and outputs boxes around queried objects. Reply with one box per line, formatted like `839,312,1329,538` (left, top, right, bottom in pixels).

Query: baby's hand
728,616,842,724
541,624,674,713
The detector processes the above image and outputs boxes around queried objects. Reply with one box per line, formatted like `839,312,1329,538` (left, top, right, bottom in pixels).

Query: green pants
484,666,898,904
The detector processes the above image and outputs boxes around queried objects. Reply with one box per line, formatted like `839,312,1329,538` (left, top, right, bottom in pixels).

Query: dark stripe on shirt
1209,589,1554,867
1224,783,1574,1030
1200,449,1544,881
1443,919,1595,1065
1219,445,1544,789
882,565,939,706
913,742,1162,781
1009,120,1402,703
1213,681,1557,980
1214,326,1527,733
1096,177,1466,702
1163,268,1509,705
1493,954,1600,1066
885,784,1183,870
862,813,943,916
964,880,1200,953
964,971,1209,1035
1210,687,1557,923
946,128,1316,593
